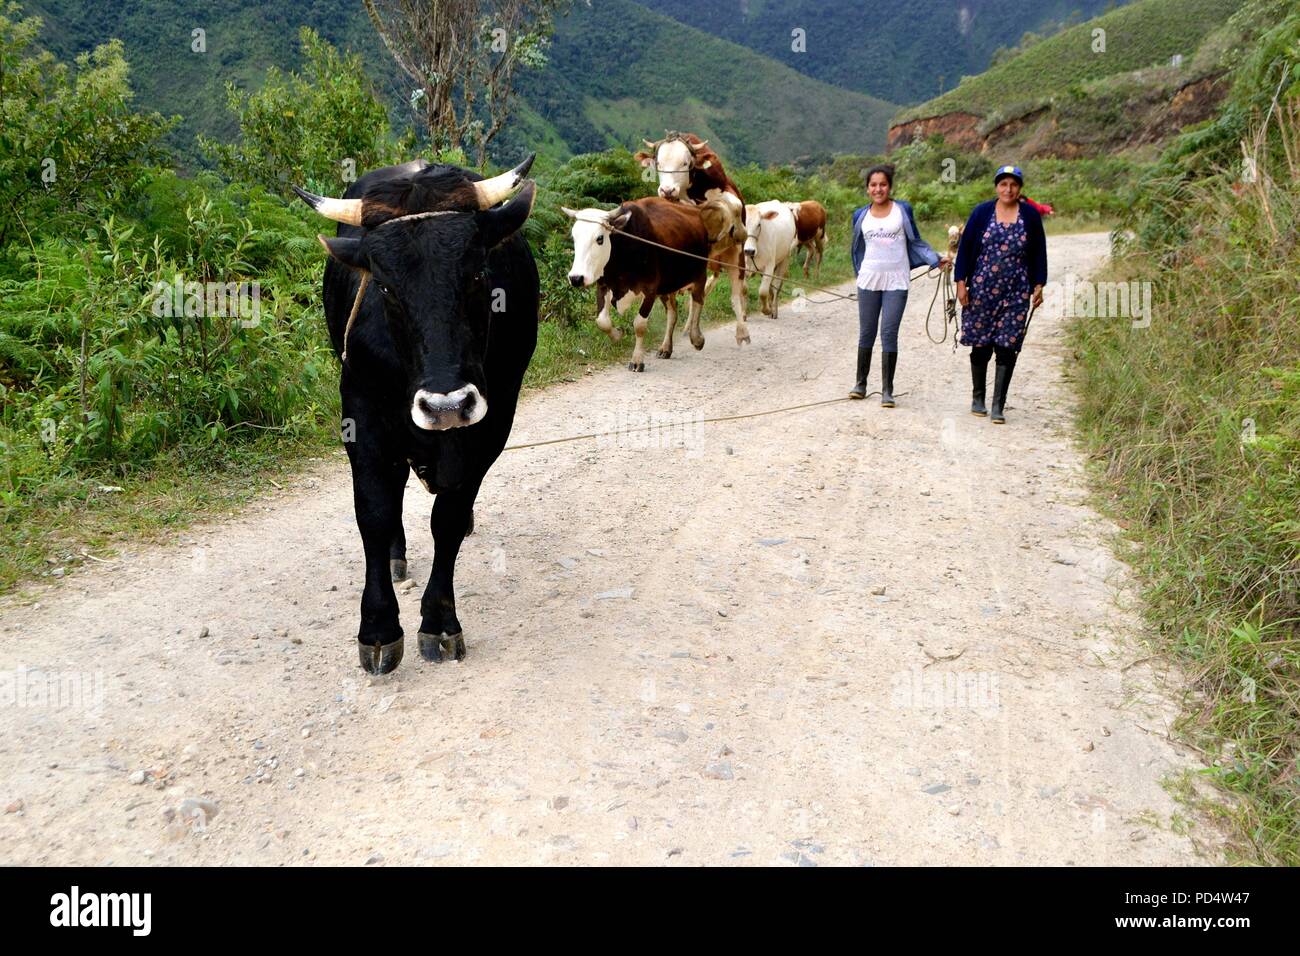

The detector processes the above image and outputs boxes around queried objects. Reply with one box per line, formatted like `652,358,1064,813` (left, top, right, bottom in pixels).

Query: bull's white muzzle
410,385,487,431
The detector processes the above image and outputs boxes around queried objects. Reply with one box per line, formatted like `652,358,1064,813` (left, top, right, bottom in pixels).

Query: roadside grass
0,428,341,599
1066,107,1299,864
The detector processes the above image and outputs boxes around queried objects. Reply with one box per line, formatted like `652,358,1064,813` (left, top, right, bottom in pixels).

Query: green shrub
199,27,414,196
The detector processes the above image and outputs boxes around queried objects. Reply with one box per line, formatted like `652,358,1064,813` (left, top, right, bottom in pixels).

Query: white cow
742,201,799,320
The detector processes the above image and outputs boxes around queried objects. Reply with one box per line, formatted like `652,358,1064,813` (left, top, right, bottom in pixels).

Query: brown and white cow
635,132,751,347
787,200,827,279
562,197,710,372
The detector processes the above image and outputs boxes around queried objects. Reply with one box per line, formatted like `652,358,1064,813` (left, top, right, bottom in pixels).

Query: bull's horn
292,186,363,226
473,154,535,209
689,138,709,152
643,138,658,149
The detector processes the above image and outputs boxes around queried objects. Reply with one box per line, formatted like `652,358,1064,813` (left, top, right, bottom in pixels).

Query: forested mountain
501,0,897,165
27,0,1123,166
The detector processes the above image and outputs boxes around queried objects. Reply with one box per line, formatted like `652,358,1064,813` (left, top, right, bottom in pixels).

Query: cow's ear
697,159,713,170
607,207,632,231
477,180,536,248
762,210,780,220
633,152,653,167
317,235,368,271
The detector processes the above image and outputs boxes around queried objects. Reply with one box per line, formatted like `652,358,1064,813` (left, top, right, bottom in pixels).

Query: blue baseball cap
994,165,1024,186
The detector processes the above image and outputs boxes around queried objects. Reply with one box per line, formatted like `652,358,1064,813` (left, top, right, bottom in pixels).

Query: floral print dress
959,212,1032,350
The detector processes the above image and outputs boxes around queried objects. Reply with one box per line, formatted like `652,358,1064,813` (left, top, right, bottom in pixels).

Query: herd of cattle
292,133,826,673
564,132,826,370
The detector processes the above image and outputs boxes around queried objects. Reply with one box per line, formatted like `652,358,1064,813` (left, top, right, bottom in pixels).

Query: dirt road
0,232,1213,865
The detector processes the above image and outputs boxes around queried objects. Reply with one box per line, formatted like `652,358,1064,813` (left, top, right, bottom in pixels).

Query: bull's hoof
358,635,403,675
418,631,466,663
390,558,407,582
760,304,772,317
657,349,672,359
628,361,645,372
736,330,751,346
690,336,705,351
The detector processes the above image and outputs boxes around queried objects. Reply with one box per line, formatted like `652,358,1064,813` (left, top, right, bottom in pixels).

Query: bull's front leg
657,295,678,359
685,289,705,352
727,248,751,346
417,481,480,663
349,446,410,675
629,296,653,371
593,284,623,342
389,461,409,581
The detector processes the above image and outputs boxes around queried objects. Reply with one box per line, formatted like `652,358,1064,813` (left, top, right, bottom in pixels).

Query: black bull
295,158,540,674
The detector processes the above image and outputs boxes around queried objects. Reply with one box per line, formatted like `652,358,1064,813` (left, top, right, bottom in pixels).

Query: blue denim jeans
857,289,908,352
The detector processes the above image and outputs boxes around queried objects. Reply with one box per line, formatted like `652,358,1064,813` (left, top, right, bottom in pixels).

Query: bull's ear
317,235,368,271
633,151,653,167
476,179,536,248
697,159,713,170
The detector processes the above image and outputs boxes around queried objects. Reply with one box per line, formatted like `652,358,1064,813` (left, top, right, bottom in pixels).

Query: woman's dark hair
864,164,895,188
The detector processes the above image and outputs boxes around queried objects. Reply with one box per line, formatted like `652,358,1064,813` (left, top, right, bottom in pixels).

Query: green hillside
895,0,1246,123
636,0,1121,105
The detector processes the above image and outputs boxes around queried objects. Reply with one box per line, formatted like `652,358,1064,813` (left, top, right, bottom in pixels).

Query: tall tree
363,0,571,166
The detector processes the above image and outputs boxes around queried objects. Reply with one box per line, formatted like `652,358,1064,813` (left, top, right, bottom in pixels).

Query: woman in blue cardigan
847,164,950,405
953,165,1048,424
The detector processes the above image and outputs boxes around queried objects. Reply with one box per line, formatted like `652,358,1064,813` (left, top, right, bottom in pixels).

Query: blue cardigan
953,199,1048,287
849,199,941,275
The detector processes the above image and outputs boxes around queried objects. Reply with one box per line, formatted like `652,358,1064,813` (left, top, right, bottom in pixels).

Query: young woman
848,165,950,405
953,165,1048,424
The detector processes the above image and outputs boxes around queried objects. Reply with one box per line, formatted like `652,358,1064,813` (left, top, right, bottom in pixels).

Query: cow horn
292,186,363,226
473,154,535,209
643,138,658,149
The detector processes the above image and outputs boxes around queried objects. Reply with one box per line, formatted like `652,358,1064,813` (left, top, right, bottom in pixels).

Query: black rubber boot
848,346,872,399
970,351,989,417
880,351,898,407
990,354,1017,424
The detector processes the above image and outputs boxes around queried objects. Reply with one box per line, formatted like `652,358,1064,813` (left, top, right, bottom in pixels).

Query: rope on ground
503,395,855,452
